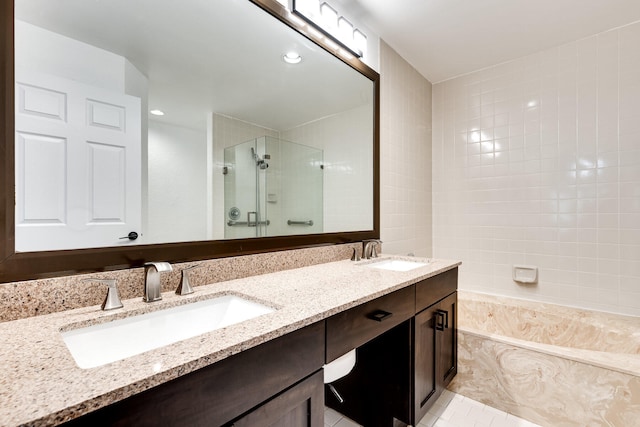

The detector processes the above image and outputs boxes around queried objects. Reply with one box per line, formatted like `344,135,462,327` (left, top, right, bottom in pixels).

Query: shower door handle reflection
227,219,271,227
287,219,314,226
247,212,258,227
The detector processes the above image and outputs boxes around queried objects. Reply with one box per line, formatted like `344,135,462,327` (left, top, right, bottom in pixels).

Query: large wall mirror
0,0,379,282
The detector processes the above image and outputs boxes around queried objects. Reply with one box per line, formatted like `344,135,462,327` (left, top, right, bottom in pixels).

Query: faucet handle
351,248,361,262
176,264,201,296
83,278,123,310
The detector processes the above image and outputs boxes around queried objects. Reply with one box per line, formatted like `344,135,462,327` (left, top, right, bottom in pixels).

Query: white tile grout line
325,391,542,427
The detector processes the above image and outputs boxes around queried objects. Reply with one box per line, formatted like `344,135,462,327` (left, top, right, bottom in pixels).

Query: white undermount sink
366,259,428,272
62,294,275,369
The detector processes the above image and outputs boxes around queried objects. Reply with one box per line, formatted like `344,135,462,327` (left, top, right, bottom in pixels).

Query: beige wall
379,41,433,257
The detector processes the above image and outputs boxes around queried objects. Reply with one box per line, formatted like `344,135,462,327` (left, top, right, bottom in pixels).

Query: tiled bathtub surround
450,291,640,426
433,20,640,316
0,243,360,322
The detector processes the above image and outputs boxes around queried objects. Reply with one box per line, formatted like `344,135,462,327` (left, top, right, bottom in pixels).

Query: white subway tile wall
433,21,640,316
380,41,433,257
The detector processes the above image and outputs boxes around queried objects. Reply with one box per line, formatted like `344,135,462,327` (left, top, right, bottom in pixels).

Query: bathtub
449,291,640,427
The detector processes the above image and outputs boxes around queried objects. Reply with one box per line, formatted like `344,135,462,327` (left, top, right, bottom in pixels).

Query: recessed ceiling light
150,109,165,116
283,52,302,64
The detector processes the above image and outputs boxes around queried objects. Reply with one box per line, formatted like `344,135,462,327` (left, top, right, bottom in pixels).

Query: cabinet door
437,292,457,387
231,371,324,427
413,291,457,423
414,305,439,423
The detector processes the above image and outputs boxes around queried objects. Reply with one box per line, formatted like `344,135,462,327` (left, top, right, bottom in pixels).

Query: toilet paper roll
323,348,356,383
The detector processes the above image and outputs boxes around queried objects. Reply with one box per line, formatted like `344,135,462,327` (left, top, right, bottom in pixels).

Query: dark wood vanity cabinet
324,287,415,426
60,268,457,427
326,267,458,427
62,322,325,427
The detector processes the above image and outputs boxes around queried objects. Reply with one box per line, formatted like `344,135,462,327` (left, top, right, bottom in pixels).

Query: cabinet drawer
416,267,457,313
326,286,414,362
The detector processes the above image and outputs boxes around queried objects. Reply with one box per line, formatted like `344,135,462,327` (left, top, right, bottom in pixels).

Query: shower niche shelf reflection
223,136,323,239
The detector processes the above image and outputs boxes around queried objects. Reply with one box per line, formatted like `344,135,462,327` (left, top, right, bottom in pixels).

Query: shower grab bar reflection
227,220,271,227
287,219,314,226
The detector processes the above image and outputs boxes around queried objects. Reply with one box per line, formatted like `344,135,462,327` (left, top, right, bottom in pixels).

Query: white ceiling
16,0,372,131
336,0,640,83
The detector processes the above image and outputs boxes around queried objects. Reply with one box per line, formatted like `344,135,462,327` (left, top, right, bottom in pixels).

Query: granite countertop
0,256,460,427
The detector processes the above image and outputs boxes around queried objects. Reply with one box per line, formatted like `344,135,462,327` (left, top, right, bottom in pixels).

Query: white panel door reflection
15,73,141,251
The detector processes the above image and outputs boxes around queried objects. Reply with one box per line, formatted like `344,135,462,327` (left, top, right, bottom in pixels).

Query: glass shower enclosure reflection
223,136,323,239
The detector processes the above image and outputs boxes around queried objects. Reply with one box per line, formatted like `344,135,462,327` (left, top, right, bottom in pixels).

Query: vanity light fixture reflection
150,109,165,116
283,52,302,64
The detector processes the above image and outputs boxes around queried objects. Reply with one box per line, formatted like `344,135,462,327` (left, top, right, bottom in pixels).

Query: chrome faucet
143,262,172,302
363,239,382,259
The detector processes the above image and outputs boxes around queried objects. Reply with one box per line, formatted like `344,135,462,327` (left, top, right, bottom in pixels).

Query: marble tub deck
451,291,640,427
0,256,460,427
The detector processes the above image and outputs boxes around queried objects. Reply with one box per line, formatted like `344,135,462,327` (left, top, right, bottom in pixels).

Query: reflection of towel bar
227,220,271,227
287,219,313,226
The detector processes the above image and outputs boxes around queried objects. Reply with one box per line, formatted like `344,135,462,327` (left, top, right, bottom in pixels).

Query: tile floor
325,390,542,427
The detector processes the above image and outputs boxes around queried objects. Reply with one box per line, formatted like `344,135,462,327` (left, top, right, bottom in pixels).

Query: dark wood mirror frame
0,0,380,283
